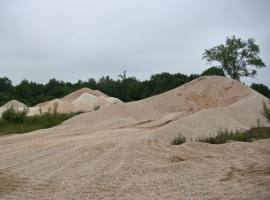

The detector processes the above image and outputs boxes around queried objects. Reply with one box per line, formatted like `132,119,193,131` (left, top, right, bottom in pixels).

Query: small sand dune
0,100,28,117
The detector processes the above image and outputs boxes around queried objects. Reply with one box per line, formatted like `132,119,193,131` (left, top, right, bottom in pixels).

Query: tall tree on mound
202,36,265,80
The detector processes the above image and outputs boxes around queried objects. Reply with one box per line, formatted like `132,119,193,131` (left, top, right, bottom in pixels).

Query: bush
1,107,27,123
171,132,186,145
197,127,270,144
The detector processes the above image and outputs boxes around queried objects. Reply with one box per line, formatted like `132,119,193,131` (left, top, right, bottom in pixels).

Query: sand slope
0,76,269,200
64,76,269,139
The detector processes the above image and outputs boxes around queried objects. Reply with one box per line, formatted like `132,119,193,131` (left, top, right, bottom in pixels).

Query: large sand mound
141,76,252,114
64,76,269,139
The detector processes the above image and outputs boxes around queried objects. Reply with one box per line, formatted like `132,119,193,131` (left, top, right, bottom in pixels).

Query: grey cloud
0,0,269,86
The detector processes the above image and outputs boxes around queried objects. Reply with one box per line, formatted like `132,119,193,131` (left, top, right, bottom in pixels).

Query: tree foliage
203,36,265,80
201,66,225,76
251,83,270,98
0,72,199,106
1,69,268,107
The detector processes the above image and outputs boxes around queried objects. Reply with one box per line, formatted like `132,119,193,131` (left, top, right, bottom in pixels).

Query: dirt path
0,125,270,200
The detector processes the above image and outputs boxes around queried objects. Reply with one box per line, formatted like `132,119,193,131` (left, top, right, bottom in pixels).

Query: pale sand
0,76,269,200
0,100,28,117
1,100,27,109
62,87,109,102
32,88,121,114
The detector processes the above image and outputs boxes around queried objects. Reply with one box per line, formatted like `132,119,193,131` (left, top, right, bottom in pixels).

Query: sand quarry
0,76,270,200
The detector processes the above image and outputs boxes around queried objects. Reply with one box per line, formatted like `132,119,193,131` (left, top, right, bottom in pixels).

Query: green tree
203,36,265,80
201,66,225,76
0,77,12,91
251,83,270,98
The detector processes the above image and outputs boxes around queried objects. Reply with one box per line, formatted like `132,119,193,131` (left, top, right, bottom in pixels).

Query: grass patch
1,107,27,123
0,108,78,136
171,132,186,145
196,127,270,144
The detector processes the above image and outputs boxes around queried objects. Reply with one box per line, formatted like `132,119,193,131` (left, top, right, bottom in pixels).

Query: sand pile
140,76,252,115
64,76,269,140
29,88,122,115
62,88,108,102
2,100,27,110
70,93,123,113
71,93,104,112
0,100,28,117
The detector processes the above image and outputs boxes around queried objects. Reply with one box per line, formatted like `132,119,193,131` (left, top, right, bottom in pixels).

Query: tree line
0,68,269,107
0,72,199,106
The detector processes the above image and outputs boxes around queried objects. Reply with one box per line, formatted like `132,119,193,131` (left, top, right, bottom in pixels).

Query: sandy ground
0,76,270,199
0,127,269,200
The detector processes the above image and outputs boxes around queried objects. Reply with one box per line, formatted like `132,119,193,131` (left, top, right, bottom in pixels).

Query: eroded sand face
0,76,269,199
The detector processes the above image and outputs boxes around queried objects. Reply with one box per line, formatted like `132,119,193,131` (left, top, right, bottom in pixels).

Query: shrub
1,107,27,123
197,127,270,144
196,128,235,144
171,132,186,145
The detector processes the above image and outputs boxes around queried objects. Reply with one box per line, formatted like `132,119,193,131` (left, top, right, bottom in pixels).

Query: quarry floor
0,125,269,200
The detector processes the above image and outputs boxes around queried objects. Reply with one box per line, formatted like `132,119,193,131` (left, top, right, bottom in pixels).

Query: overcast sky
0,0,269,86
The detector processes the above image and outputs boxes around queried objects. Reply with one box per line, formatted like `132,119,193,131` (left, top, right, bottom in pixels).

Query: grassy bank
0,108,78,136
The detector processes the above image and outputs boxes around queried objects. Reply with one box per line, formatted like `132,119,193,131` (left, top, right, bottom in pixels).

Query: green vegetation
196,127,270,144
2,107,27,123
171,132,186,145
203,36,265,81
251,83,270,98
0,108,77,136
201,66,225,76
0,72,199,106
1,69,268,107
